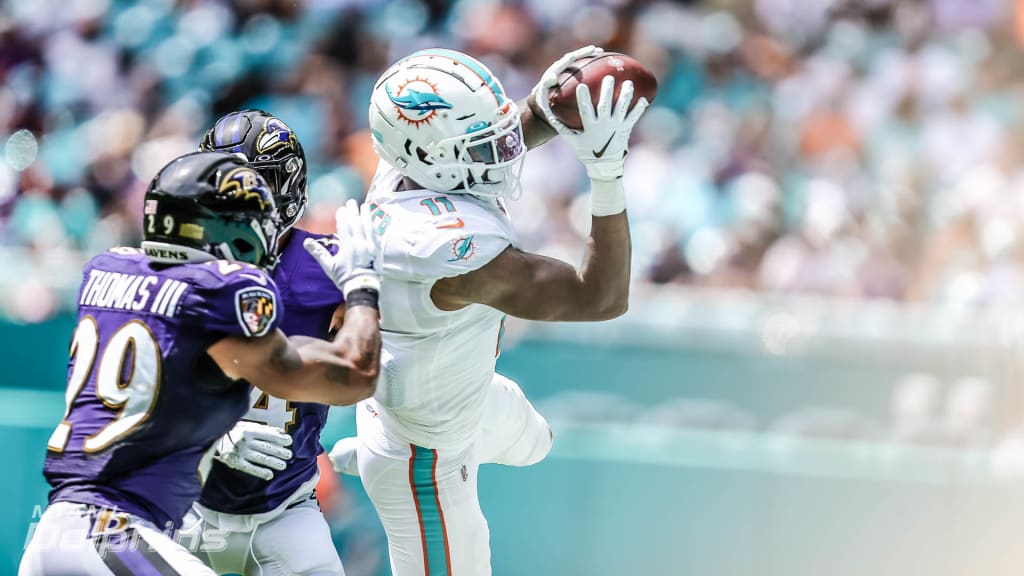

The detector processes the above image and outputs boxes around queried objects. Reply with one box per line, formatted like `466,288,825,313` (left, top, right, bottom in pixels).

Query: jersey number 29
48,316,161,453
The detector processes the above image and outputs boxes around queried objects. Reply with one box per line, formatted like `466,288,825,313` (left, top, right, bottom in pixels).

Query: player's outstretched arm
433,215,629,322
207,308,380,405
207,200,382,405
436,76,647,322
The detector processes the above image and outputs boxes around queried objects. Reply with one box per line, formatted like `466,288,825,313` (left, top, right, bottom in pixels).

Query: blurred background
6,0,1024,574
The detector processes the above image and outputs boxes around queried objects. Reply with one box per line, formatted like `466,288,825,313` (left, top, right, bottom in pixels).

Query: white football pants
358,374,552,576
181,486,345,576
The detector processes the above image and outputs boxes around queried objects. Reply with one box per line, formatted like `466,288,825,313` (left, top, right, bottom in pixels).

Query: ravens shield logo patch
235,286,277,337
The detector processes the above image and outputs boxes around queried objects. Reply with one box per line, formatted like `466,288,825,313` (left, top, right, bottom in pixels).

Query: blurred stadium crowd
2,0,1024,322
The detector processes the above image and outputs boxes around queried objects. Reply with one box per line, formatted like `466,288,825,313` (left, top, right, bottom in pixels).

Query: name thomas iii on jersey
79,269,189,317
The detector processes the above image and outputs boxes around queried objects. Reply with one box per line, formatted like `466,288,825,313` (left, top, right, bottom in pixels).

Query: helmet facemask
439,105,526,199
206,212,281,270
248,153,307,231
392,100,525,200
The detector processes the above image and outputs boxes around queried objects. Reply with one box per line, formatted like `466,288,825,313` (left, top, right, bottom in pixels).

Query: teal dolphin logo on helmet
386,85,453,115
386,77,453,127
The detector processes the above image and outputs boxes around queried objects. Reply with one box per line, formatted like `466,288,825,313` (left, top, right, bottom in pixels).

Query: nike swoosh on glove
531,46,649,180
554,75,649,181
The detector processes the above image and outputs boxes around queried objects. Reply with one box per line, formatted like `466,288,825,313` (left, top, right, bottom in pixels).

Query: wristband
590,178,626,216
341,273,381,298
345,288,379,310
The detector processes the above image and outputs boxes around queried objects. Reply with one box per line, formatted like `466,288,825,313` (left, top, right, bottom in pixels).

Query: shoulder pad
383,211,512,281
181,264,282,337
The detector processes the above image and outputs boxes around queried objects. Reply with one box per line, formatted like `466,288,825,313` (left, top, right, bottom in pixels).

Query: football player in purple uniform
182,110,354,575
20,151,381,576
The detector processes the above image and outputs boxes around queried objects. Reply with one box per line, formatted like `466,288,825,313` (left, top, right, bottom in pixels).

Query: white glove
212,421,293,481
304,198,381,298
530,44,605,128
540,75,649,182
328,436,361,476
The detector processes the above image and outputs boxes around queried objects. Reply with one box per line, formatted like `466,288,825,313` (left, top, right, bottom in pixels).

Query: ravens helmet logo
256,117,299,155
218,167,272,210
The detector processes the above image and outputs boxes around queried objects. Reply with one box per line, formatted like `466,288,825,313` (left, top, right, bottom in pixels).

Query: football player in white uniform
223,45,645,575
331,46,647,575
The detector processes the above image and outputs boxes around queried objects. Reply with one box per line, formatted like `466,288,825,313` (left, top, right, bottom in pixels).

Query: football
547,52,658,131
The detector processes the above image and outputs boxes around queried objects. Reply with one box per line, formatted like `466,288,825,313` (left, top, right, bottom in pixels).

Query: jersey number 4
48,316,161,453
244,390,297,432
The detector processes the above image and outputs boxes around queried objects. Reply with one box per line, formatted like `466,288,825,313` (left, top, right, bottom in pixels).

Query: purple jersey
44,248,282,529
200,229,343,514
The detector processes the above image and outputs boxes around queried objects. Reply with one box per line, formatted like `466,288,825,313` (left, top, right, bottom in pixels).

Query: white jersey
366,163,519,452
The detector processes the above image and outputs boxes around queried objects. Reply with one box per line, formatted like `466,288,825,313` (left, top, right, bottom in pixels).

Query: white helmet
369,48,525,199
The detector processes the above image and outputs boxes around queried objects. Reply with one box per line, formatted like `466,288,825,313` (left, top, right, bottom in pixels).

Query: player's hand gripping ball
532,46,656,181
545,51,658,131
